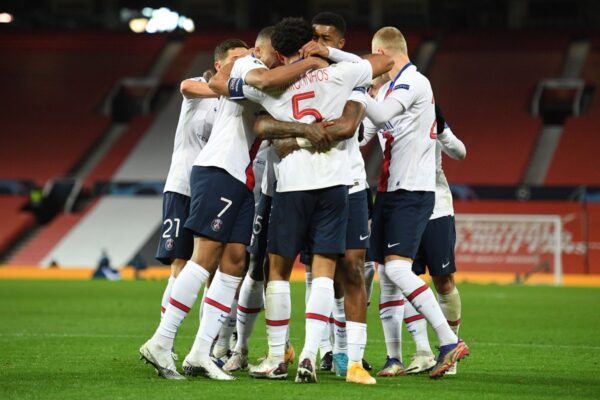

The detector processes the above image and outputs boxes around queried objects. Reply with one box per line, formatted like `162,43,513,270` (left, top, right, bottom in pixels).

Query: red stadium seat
429,32,568,185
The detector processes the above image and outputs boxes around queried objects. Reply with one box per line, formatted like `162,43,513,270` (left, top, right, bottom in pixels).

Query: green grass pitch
1,279,600,399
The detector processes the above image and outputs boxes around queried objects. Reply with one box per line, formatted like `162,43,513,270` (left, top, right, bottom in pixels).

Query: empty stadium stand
428,32,568,185
0,197,35,255
545,37,600,186
0,33,165,184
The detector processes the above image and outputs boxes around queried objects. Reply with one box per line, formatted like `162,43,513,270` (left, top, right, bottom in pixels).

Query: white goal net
454,214,563,285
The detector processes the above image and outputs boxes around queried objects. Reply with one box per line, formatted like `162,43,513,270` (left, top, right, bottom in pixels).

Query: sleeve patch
352,86,367,93
393,84,410,91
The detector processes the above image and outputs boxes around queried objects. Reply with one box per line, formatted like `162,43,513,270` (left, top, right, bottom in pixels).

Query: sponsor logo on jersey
165,238,175,251
211,218,224,232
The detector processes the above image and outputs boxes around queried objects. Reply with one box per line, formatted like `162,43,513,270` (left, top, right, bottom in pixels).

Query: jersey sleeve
241,84,267,103
348,86,369,108
437,126,467,160
334,60,373,91
360,116,378,147
387,75,418,111
231,56,268,82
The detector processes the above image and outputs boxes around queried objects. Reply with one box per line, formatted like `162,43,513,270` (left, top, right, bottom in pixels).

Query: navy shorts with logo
369,189,435,263
184,166,255,245
299,189,369,265
268,185,348,259
155,191,194,265
248,193,272,260
413,215,457,276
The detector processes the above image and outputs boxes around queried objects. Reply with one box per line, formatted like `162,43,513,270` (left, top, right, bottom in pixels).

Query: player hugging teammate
139,12,469,385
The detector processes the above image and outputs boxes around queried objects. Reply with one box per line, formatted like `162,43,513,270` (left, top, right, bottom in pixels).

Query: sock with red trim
378,264,404,360
403,296,432,354
384,259,457,346
438,286,461,335
153,261,210,349
212,298,238,358
160,276,176,318
301,277,334,365
332,297,347,354
346,321,367,363
235,274,264,352
265,280,291,363
189,270,242,359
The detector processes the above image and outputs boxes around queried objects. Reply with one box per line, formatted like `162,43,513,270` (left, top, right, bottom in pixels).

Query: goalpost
454,214,563,285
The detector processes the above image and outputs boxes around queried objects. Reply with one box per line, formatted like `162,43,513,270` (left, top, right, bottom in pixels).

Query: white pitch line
1,332,599,351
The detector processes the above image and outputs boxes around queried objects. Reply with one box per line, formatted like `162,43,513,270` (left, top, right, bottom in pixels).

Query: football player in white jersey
210,17,393,384
147,39,246,378
360,27,470,378
139,31,328,381
403,104,466,375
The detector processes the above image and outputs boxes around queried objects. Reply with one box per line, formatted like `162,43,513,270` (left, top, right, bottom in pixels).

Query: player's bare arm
209,55,328,96
180,79,218,99
254,114,335,152
300,44,393,78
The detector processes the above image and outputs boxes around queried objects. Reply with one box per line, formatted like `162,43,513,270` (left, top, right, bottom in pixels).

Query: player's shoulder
233,55,267,71
329,59,370,72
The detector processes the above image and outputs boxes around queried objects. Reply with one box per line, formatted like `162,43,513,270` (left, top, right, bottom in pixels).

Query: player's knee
341,256,365,289
432,274,455,295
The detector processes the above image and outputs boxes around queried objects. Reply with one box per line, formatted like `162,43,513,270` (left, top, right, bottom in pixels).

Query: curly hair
271,17,313,57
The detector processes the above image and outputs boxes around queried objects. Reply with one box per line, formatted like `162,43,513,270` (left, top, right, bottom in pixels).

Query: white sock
265,281,291,362
235,274,264,352
190,270,242,359
378,264,404,360
213,298,237,358
305,271,312,304
332,297,347,354
154,261,210,349
364,261,376,306
403,297,432,354
346,321,367,363
160,276,176,317
438,287,461,335
301,277,334,365
384,259,457,346
199,286,208,320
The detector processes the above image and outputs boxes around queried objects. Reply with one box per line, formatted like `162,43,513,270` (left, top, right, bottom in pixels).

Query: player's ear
339,37,346,49
276,51,285,64
214,60,221,72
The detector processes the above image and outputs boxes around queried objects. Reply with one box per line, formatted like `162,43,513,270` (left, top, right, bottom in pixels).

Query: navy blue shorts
248,193,272,262
268,185,348,259
369,189,435,263
155,192,194,265
184,166,255,245
299,189,369,265
413,215,457,276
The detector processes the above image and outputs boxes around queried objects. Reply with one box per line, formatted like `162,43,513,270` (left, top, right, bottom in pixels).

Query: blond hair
372,27,408,55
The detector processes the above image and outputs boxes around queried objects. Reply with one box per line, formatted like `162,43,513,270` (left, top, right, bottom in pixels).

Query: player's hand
304,121,335,152
272,138,301,159
300,41,329,59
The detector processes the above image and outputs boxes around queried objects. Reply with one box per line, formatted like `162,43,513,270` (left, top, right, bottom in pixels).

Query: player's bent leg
432,274,461,375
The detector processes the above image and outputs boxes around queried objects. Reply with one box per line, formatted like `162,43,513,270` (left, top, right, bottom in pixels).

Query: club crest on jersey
211,218,224,232
165,238,174,251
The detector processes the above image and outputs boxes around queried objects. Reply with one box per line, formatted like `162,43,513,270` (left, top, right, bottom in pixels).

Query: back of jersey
243,59,373,192
195,55,267,189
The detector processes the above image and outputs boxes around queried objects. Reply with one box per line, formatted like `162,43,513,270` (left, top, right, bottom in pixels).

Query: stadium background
0,2,600,398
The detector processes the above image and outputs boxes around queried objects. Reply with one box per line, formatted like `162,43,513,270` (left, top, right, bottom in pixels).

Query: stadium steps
522,38,591,185
6,211,88,266
0,197,36,261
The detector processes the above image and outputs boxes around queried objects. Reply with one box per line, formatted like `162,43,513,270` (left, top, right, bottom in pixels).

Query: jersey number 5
292,92,323,122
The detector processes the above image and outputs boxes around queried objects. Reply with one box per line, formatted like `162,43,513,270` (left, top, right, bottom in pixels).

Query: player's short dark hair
257,26,276,42
214,38,249,62
311,12,346,36
271,17,313,57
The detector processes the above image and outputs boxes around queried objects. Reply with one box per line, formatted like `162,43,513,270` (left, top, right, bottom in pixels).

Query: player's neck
389,54,411,80
287,53,303,65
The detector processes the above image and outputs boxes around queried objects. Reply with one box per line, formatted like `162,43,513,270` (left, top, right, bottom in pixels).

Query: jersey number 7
292,91,323,122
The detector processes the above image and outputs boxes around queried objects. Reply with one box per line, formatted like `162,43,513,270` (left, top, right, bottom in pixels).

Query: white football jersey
431,124,466,220
194,55,267,190
346,88,370,194
241,59,373,192
369,63,437,193
260,145,279,197
252,141,270,204
164,77,218,196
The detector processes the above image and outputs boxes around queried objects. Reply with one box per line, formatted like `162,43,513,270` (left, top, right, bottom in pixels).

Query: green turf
1,280,599,400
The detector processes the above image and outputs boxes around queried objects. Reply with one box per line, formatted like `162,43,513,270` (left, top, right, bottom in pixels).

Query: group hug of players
139,12,469,385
